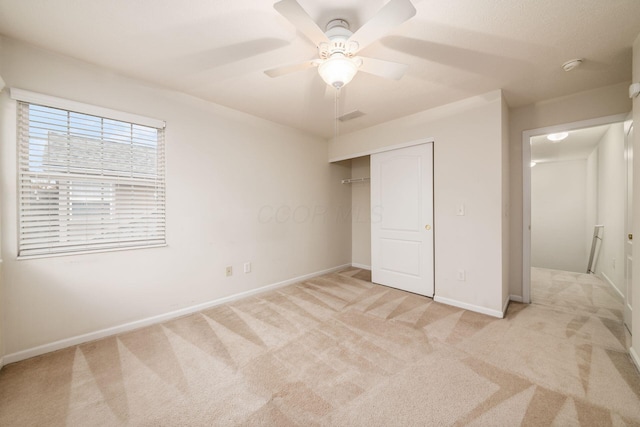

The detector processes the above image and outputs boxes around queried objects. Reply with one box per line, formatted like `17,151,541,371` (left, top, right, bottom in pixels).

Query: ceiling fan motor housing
319,19,358,59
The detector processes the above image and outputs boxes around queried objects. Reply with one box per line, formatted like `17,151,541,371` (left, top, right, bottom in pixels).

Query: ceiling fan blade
264,60,319,78
348,0,416,53
274,0,329,46
357,56,408,80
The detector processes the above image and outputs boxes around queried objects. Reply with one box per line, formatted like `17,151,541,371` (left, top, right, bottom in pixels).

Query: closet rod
341,177,370,184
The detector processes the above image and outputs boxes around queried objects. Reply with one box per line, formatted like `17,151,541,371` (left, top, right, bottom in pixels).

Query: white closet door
371,143,434,297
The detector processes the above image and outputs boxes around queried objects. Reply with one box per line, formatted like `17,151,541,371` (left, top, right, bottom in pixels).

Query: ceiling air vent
338,110,365,122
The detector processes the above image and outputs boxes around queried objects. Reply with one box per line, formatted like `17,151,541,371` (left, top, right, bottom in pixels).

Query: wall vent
338,110,365,122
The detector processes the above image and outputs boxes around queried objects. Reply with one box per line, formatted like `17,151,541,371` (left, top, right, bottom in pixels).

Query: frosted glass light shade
318,54,359,89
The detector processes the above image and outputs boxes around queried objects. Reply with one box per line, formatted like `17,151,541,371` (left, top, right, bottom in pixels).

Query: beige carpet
1,267,639,426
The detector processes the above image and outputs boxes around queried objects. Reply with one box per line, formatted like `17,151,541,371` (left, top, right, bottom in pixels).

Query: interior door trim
521,113,629,304
329,137,434,163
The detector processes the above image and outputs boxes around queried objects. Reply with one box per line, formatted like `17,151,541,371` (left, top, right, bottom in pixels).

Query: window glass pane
18,101,166,257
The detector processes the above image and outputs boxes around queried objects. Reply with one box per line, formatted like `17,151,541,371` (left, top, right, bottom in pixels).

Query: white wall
586,149,598,261
0,259,3,367
351,156,371,268
0,74,5,367
501,97,510,305
631,33,640,369
531,160,587,272
0,37,352,358
509,82,632,298
595,124,626,294
330,91,508,316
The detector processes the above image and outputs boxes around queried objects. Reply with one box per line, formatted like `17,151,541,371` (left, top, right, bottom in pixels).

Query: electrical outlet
457,269,466,281
225,266,233,277
456,204,465,216
244,262,251,273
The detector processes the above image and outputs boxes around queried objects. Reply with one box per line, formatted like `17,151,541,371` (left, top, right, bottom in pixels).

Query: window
15,91,166,257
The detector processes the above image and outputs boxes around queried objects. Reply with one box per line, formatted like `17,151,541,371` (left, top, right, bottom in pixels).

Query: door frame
624,115,634,333
522,113,629,303
330,136,435,288
328,138,434,163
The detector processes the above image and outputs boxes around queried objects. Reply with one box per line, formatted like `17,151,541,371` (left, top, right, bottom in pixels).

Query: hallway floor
531,267,631,347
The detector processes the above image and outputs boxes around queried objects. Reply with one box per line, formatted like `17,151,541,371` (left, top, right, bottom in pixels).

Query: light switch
456,204,465,216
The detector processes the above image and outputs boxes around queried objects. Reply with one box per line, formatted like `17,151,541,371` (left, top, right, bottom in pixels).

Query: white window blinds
17,100,166,257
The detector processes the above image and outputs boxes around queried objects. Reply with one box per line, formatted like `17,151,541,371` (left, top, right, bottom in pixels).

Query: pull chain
334,88,340,139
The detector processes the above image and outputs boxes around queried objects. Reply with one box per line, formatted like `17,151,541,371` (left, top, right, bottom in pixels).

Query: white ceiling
1,0,639,138
530,124,612,164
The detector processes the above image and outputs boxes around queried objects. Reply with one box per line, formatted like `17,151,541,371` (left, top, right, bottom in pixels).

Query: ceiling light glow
547,132,568,142
318,53,360,89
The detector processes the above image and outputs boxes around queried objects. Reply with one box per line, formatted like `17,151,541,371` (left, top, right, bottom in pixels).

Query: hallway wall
594,124,626,295
531,159,587,272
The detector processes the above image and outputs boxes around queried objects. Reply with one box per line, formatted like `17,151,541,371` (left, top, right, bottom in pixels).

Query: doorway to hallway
523,114,632,335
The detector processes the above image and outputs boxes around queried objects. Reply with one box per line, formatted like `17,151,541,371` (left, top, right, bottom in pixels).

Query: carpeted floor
0,267,639,426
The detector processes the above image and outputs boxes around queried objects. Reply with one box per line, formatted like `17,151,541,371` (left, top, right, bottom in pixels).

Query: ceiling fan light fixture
318,54,359,89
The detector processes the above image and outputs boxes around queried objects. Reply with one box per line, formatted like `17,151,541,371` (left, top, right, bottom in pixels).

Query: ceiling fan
265,0,417,89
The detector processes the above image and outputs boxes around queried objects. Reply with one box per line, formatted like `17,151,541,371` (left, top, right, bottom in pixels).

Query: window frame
11,89,167,259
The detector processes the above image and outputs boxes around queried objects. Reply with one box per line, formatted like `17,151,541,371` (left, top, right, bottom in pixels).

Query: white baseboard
351,263,371,270
2,263,351,365
509,295,524,303
434,295,504,319
502,296,510,317
600,272,624,299
631,347,640,374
